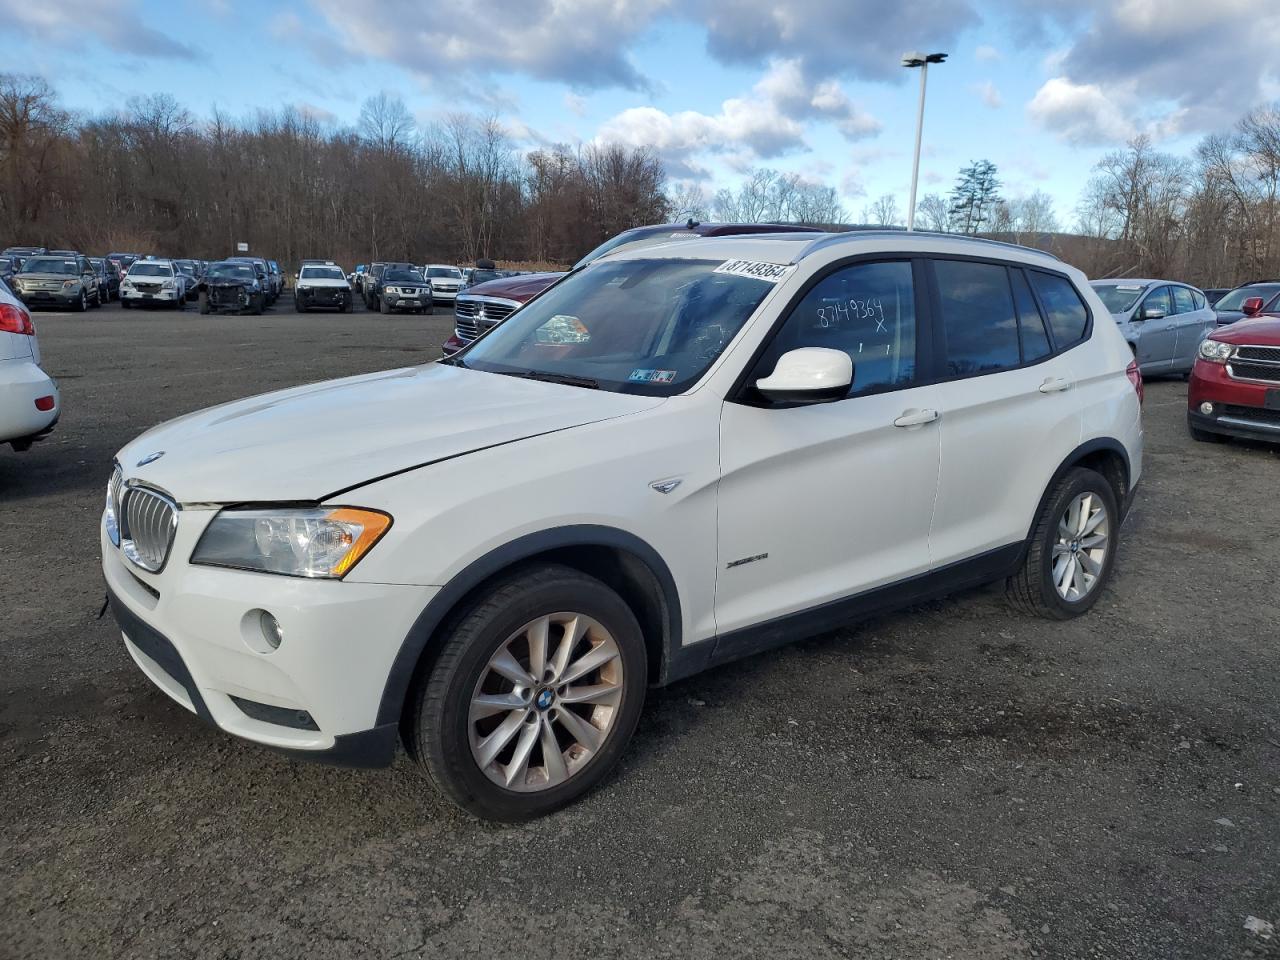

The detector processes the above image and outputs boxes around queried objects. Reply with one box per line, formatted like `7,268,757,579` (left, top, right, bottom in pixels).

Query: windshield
300,266,345,280
428,267,462,279
129,263,174,278
21,257,79,275
177,262,197,276
572,229,704,270
468,269,501,285
1215,285,1280,311
1090,283,1147,314
386,268,422,283
208,263,254,280
456,258,774,396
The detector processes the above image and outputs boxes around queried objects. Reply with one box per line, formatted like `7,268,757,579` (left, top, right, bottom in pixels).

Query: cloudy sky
5,0,1279,222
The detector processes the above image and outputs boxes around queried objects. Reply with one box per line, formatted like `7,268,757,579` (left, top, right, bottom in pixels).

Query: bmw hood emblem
136,451,165,467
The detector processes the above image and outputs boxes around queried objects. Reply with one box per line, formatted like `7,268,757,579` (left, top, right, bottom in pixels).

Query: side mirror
755,347,852,405
1140,305,1165,320
1242,296,1264,317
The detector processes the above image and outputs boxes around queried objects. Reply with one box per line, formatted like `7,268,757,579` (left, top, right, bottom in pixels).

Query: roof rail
797,229,1063,262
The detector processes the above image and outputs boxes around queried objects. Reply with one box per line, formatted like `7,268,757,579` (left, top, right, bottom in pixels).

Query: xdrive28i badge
135,451,165,467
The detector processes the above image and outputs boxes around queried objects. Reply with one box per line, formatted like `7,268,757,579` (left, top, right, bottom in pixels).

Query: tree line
5,72,1280,285
0,76,670,269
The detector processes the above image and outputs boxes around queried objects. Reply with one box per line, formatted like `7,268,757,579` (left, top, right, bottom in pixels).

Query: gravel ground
2,297,1279,959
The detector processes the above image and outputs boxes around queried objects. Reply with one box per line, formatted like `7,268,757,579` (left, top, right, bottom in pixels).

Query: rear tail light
1125,358,1144,406
35,395,55,411
0,303,34,336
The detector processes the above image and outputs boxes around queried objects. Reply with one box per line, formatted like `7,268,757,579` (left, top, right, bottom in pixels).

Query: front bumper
1187,359,1280,443
17,289,80,306
296,288,350,309
431,288,459,303
102,516,434,766
122,288,179,302
383,294,428,310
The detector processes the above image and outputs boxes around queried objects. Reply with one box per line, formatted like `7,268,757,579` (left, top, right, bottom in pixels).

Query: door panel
1170,289,1215,370
716,388,941,634
1134,286,1177,370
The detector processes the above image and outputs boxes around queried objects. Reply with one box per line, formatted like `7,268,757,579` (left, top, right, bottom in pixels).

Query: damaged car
197,260,267,315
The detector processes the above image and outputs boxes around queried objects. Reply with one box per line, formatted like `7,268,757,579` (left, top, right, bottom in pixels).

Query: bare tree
915,193,950,232
358,93,416,153
863,193,900,226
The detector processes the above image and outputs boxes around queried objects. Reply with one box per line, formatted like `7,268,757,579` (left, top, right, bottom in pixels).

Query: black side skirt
666,542,1024,683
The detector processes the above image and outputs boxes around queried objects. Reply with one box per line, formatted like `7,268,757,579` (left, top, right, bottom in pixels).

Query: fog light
258,610,283,649
1200,402,1215,415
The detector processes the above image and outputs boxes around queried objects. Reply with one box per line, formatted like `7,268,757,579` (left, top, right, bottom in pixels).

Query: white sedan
0,280,59,451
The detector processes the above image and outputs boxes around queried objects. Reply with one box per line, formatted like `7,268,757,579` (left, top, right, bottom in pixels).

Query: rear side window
1031,272,1090,346
934,259,1020,376
1010,269,1052,362
1192,290,1207,310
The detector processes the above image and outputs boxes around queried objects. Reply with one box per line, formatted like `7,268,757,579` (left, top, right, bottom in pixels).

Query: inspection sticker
629,369,678,384
713,259,795,283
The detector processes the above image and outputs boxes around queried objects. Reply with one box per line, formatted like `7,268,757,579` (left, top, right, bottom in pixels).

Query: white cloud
595,58,879,176
0,0,199,60
974,80,1002,109
974,44,1001,62
1027,77,1133,145
564,93,588,117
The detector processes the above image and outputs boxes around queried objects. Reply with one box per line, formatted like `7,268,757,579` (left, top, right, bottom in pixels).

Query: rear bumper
0,359,59,444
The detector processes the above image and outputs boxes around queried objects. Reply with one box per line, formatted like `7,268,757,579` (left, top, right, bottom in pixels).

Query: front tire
1007,467,1119,620
74,290,87,312
380,297,391,314
406,563,648,821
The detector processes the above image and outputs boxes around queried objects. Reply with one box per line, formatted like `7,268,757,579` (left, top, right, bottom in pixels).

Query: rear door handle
893,408,939,428
1038,377,1072,394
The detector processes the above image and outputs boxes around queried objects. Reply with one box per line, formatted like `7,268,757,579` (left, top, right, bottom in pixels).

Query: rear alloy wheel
408,563,647,821
1007,467,1119,619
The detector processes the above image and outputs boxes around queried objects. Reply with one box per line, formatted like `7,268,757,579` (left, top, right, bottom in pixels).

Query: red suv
1187,310,1280,444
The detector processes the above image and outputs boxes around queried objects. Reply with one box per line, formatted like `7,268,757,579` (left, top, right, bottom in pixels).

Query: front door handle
1038,377,1072,394
893,408,939,428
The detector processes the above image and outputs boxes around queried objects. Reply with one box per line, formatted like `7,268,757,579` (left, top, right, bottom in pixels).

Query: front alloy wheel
408,563,647,821
469,612,624,792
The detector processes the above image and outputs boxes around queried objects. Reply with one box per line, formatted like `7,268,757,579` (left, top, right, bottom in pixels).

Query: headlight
1198,339,1235,363
191,507,392,579
104,466,122,546
297,285,310,292
161,279,176,289
63,280,77,288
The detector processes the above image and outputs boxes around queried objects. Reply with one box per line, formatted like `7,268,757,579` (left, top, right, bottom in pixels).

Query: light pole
902,51,946,231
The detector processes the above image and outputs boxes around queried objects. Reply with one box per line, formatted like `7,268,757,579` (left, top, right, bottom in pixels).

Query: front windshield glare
129,263,173,277
1215,286,1279,311
428,267,461,279
22,258,78,275
386,269,422,282
1091,284,1146,314
457,258,775,395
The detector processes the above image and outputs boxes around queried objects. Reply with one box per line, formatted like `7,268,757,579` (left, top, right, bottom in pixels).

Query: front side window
1031,271,1090,346
1140,285,1171,317
1172,286,1195,315
459,258,774,396
753,260,917,399
935,259,1021,376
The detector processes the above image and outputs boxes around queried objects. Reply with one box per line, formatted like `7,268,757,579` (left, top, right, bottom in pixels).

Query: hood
15,272,77,282
1207,315,1280,345
207,277,255,288
465,272,565,304
297,277,349,288
116,362,663,503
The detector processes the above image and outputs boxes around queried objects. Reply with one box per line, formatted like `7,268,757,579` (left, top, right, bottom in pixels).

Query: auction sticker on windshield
713,259,795,283
628,369,677,384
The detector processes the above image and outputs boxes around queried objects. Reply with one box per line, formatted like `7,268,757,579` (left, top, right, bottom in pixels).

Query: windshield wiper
498,369,600,389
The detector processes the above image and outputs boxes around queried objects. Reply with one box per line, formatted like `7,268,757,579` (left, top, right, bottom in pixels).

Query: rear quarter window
1030,272,1089,347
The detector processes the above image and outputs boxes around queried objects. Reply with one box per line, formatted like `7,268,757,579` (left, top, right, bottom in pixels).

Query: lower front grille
120,486,179,572
1222,404,1280,426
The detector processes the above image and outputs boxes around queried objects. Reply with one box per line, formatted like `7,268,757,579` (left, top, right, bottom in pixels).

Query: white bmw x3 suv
102,232,1143,820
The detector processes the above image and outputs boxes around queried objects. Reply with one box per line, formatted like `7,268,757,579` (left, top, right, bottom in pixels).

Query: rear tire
1007,467,1120,621
406,563,648,821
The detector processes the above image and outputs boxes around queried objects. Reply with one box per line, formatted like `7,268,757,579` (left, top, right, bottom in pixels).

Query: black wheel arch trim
373,524,683,728
1025,437,1134,545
